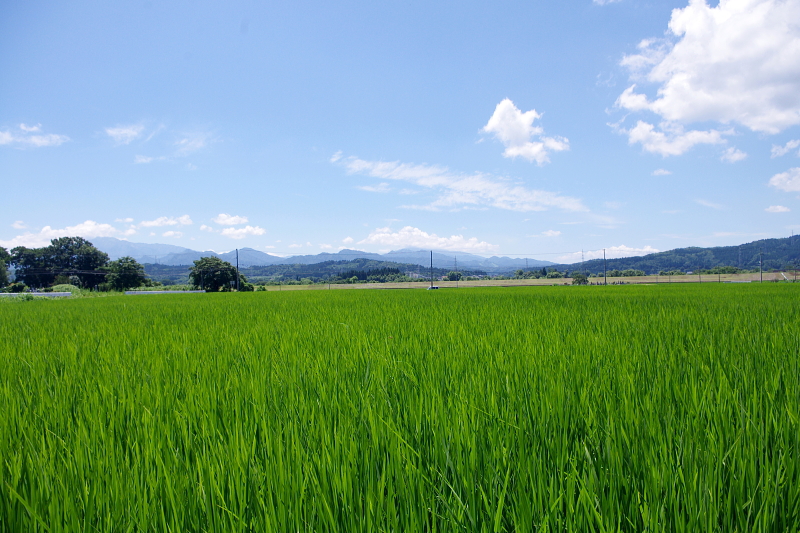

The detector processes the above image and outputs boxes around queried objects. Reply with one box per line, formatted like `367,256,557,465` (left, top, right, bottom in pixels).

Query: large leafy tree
189,256,238,292
104,256,148,291
10,237,110,288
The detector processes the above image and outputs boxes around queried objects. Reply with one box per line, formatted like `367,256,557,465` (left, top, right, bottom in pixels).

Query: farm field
1,285,799,531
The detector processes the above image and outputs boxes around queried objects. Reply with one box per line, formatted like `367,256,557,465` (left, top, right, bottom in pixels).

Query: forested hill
145,258,486,285
550,236,800,275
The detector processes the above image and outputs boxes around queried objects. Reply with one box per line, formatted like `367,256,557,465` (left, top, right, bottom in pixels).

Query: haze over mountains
90,237,553,273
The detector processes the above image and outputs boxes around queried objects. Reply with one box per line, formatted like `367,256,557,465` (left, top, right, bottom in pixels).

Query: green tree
189,256,238,292
105,256,148,291
0,247,8,288
10,237,109,288
447,271,463,281
572,272,588,285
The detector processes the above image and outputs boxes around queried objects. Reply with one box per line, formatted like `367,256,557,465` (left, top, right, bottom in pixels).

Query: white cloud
11,221,26,229
357,183,391,193
289,243,303,248
542,230,561,237
115,217,134,223
139,215,193,227
338,156,587,212
772,139,800,157
105,124,144,145
358,226,499,253
652,168,672,176
619,120,725,156
617,0,800,135
220,225,266,239
721,147,747,163
766,205,790,213
200,224,213,232
319,244,333,249
558,244,660,263
330,151,343,163
769,167,800,192
0,220,124,249
174,133,211,156
134,155,156,164
212,213,249,225
593,0,622,4
0,123,69,148
342,237,354,244
695,199,724,210
482,99,569,164
162,231,183,238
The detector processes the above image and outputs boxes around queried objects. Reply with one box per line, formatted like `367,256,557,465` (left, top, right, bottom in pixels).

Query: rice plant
1,284,798,531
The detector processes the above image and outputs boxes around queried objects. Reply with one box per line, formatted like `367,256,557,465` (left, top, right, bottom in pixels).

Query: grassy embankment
1,284,798,531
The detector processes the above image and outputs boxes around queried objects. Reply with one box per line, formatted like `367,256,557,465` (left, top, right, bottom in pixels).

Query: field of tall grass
1,284,798,531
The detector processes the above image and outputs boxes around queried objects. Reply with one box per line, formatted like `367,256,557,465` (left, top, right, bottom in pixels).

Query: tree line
0,237,149,292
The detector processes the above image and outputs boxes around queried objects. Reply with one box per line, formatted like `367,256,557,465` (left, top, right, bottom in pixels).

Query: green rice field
1,285,799,531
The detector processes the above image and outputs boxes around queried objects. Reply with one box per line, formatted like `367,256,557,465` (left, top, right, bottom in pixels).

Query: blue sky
2,0,800,262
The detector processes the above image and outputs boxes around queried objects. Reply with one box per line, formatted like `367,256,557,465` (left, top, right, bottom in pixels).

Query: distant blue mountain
90,238,553,272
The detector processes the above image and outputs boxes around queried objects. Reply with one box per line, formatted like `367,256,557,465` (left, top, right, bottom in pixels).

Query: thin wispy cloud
139,215,193,227
695,199,723,210
336,155,587,212
105,124,144,145
0,124,69,148
772,140,800,158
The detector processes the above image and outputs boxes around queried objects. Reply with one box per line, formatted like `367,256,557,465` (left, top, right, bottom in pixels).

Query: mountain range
89,237,553,273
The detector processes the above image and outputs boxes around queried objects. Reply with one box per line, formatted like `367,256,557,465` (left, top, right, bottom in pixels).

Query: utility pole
430,251,434,288
455,256,458,288
603,249,607,286
236,249,240,291
760,249,763,283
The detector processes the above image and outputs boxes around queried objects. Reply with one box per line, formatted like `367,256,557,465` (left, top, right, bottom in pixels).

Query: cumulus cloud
766,205,790,213
652,168,672,176
769,167,800,192
212,213,249,225
0,220,126,249
200,224,213,232
542,230,561,237
617,0,800,135
162,231,182,238
105,124,144,145
721,147,747,163
0,123,69,148
358,226,499,253
11,221,26,229
337,155,586,212
220,225,266,239
482,99,569,164
558,244,660,263
139,215,193,227
342,236,354,244
772,139,800,158
616,119,725,156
